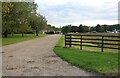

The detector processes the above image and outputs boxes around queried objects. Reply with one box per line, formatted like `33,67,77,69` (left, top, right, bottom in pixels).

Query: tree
96,24,101,32
70,26,79,33
29,13,47,36
103,24,107,32
45,24,52,32
15,2,37,37
2,2,38,37
116,24,120,30
101,24,107,32
37,15,47,35
90,27,96,32
82,26,89,33
79,24,83,33
2,2,14,37
61,25,71,34
18,23,31,37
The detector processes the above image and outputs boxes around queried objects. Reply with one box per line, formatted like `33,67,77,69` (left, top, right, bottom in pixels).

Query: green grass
55,35,65,47
74,45,118,53
1,34,49,46
53,36,118,75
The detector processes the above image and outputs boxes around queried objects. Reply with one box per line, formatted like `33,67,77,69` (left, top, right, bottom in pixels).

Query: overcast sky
35,0,119,27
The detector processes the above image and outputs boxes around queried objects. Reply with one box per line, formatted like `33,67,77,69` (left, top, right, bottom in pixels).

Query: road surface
2,34,96,76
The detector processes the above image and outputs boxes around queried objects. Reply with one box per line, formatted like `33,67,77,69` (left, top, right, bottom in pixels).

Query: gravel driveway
2,34,96,76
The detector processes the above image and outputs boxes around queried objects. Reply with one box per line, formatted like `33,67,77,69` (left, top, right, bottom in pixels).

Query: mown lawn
1,34,49,46
53,35,118,75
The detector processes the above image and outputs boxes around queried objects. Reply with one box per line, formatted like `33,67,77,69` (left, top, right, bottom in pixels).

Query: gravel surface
2,34,96,76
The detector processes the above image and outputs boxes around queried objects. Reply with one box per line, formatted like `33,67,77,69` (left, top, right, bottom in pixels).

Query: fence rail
65,34,120,52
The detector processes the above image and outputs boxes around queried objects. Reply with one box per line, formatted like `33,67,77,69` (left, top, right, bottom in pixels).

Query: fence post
101,36,104,52
69,34,72,47
80,35,82,50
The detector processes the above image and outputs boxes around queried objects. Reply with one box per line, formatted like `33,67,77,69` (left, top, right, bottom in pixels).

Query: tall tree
61,25,71,34
79,24,83,33
82,26,89,33
101,24,107,32
96,24,101,32
2,2,14,37
2,2,37,37
29,13,47,36
90,27,96,32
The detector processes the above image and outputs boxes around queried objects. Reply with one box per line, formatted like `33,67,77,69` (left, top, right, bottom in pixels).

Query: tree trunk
4,31,8,37
22,33,24,37
36,30,39,36
11,32,14,36
11,30,14,36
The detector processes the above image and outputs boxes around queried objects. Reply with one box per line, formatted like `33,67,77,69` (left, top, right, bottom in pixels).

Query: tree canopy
61,24,120,34
2,2,48,37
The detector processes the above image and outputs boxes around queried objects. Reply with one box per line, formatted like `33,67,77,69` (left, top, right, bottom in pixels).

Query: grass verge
53,35,118,75
1,34,49,46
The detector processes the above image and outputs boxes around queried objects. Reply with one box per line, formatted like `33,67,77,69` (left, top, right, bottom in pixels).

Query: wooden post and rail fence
65,34,120,52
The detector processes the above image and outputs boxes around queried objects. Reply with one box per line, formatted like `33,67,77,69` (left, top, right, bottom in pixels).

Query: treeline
45,24,60,33
2,2,52,37
61,24,120,34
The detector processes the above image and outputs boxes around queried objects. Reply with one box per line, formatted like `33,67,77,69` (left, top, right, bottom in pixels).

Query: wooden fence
65,34,120,52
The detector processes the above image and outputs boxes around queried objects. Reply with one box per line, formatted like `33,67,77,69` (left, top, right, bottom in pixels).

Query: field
1,34,49,46
53,35,118,75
